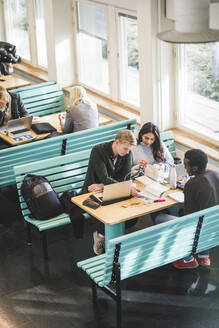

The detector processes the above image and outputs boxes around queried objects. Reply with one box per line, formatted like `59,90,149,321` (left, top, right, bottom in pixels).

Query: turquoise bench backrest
65,119,136,154
14,149,91,221
10,81,65,116
102,204,219,285
0,119,136,188
160,130,176,158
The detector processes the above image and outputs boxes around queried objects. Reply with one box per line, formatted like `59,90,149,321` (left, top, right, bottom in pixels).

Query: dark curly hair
137,122,164,162
185,149,208,173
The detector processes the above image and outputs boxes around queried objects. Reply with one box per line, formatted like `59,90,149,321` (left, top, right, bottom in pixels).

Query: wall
158,0,175,131
44,0,75,87
0,0,5,40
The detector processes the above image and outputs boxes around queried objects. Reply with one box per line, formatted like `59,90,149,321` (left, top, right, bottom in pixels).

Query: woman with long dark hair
131,122,173,173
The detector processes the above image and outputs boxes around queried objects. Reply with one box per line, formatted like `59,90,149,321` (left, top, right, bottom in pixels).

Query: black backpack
21,174,64,220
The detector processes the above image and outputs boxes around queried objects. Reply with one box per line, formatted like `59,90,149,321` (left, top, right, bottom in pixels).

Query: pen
154,199,166,202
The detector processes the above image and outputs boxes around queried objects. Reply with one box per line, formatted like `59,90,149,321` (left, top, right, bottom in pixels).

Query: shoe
173,258,199,269
194,255,211,267
93,231,105,255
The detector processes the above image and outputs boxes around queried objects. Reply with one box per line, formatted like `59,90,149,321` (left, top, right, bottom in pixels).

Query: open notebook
136,175,169,200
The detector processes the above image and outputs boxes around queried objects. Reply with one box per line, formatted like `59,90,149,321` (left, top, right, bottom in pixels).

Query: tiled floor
0,187,219,328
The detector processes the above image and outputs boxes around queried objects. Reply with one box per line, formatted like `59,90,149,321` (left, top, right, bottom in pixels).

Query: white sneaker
93,231,105,255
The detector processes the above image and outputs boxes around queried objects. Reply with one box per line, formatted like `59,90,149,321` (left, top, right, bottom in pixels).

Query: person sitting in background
131,122,174,176
58,85,98,134
155,149,219,269
0,86,29,126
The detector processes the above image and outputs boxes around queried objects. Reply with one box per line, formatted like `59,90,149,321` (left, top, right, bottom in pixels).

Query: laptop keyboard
10,128,29,135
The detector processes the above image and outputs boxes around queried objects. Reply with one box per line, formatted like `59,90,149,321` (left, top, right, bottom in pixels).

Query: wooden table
0,74,31,90
0,111,113,146
0,113,61,146
72,185,181,248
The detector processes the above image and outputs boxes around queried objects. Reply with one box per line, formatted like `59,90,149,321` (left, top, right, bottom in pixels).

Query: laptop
7,116,33,137
175,162,187,179
175,163,188,189
90,180,132,205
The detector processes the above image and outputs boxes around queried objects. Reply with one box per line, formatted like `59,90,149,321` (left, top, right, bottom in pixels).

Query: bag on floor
21,174,64,220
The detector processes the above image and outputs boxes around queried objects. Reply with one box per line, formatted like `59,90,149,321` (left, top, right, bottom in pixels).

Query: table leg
105,222,125,250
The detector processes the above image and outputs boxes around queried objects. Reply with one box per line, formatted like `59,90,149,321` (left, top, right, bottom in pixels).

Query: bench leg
116,297,122,328
91,281,98,308
25,222,32,246
41,231,48,260
105,223,125,251
116,279,122,327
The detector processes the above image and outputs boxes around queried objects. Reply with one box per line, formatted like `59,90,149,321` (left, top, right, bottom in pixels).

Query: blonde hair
69,86,96,110
0,86,7,99
115,129,136,146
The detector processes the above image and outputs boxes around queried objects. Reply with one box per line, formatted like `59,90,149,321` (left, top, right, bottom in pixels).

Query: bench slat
77,254,106,268
12,82,65,117
10,81,56,93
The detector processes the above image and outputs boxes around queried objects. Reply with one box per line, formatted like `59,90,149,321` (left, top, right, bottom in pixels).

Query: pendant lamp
157,0,219,43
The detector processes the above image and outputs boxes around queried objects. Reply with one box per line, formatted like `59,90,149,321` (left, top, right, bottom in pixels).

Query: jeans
155,213,209,261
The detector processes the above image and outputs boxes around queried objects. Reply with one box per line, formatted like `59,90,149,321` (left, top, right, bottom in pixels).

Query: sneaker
195,255,211,267
93,231,105,255
173,258,199,269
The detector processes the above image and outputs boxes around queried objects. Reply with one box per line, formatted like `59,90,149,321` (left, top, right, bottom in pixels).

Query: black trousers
69,206,85,239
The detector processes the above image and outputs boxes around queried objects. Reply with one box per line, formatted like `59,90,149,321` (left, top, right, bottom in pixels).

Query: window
34,0,47,67
76,2,109,93
178,43,219,142
4,0,30,60
74,1,140,108
118,13,140,106
3,0,47,68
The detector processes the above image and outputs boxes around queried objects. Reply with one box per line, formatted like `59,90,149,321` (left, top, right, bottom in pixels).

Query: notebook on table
135,175,169,200
90,180,132,206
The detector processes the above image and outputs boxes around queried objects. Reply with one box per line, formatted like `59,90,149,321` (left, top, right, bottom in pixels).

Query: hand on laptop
88,184,104,192
131,186,145,198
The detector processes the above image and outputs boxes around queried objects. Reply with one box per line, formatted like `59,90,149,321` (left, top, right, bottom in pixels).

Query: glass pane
4,0,30,60
119,14,140,106
76,2,109,93
35,0,47,67
179,43,219,141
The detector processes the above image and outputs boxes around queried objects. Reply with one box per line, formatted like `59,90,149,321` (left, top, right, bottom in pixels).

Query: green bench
1,119,136,188
14,149,91,260
160,130,177,158
77,204,219,328
10,81,65,116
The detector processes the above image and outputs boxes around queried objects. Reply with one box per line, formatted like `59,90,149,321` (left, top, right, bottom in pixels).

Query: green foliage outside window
186,43,219,101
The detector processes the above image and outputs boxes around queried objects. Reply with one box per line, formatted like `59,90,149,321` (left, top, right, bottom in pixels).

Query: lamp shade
157,0,219,43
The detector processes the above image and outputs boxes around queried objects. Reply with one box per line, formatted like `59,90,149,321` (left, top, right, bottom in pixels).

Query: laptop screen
8,116,33,135
102,180,132,202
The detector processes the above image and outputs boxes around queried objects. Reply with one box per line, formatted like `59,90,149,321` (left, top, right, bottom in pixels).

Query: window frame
2,0,48,69
73,0,110,97
116,8,140,108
